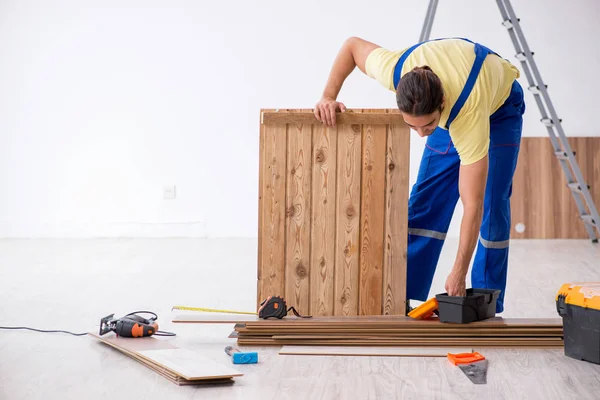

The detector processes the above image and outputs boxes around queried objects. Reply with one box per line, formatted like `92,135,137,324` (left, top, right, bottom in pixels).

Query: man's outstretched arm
445,155,488,296
315,37,381,126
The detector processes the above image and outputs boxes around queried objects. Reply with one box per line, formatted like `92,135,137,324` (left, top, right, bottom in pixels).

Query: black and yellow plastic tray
556,282,600,364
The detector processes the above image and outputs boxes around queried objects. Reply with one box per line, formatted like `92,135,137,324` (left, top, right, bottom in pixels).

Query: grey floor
1,238,600,399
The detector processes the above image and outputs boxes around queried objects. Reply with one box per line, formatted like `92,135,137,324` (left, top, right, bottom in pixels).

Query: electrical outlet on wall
163,185,176,200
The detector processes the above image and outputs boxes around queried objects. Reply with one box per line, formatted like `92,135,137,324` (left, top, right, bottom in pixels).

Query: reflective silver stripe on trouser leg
408,228,447,240
479,234,510,249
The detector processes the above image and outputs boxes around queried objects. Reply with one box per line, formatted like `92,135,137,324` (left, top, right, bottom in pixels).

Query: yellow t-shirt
365,38,520,165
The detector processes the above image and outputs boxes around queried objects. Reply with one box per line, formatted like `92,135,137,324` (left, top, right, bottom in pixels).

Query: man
314,37,525,313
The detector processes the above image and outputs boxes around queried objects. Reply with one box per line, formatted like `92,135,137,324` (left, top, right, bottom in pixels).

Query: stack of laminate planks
89,332,243,385
172,314,564,348
235,317,564,347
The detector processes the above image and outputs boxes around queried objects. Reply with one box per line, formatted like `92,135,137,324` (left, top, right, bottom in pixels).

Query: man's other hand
445,270,467,297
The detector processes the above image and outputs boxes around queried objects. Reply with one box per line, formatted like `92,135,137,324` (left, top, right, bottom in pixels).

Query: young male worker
314,37,525,313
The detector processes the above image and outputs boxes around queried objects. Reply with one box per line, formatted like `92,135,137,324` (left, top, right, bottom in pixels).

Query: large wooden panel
257,109,411,316
510,137,600,239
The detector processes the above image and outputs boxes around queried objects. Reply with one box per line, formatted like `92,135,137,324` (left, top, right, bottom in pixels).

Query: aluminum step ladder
419,0,600,243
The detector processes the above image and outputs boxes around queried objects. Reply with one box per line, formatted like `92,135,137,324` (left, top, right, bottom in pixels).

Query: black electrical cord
0,311,176,337
0,326,88,336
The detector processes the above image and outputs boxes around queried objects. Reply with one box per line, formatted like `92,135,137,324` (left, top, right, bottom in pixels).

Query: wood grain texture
258,109,410,316
383,121,410,315
334,123,362,316
359,111,387,315
257,122,288,306
262,109,404,125
511,137,600,239
285,122,312,315
310,124,337,316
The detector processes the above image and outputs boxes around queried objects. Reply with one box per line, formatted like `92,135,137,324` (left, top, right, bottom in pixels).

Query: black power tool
99,311,175,338
258,296,312,319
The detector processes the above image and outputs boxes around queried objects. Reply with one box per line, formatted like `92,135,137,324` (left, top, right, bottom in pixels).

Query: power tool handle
115,320,158,337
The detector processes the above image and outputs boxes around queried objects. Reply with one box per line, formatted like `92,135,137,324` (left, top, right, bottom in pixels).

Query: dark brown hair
396,66,444,116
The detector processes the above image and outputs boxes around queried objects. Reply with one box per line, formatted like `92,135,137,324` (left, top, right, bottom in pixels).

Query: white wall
0,0,598,238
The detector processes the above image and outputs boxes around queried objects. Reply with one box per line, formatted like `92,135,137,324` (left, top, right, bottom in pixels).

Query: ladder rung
580,214,597,227
515,51,534,61
568,182,591,193
568,182,582,193
528,85,547,95
555,151,568,160
555,150,576,160
541,117,563,127
501,18,520,29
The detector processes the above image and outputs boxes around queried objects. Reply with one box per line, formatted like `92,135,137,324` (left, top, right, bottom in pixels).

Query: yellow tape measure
171,305,257,315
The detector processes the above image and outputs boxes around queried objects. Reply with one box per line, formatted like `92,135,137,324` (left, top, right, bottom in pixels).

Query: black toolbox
556,283,600,364
436,288,500,324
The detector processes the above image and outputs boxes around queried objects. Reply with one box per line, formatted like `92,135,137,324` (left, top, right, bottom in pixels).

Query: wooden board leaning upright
257,109,410,317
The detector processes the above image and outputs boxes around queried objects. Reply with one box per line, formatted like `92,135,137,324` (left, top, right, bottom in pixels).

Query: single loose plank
262,109,404,125
382,121,410,315
285,122,312,315
334,122,362,316
310,124,337,316
278,345,473,357
359,112,387,315
258,123,287,305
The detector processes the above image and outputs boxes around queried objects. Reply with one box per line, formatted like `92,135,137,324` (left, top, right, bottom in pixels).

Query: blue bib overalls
393,38,526,313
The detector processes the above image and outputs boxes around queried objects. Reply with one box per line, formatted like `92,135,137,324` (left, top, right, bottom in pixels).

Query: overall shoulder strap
444,43,494,129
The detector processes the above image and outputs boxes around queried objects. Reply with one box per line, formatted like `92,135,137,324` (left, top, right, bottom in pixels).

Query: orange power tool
99,311,174,338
